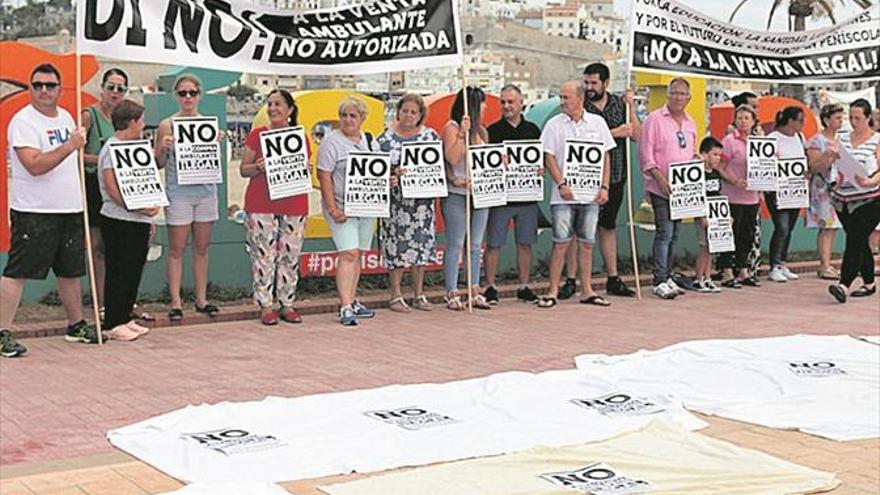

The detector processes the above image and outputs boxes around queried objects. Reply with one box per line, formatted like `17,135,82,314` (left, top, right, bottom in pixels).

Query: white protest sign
669,160,707,220
707,196,735,254
776,157,809,209
504,140,544,202
747,136,777,191
563,139,604,203
109,140,169,210
259,126,311,200
344,152,391,218
172,117,223,185
400,141,448,199
540,462,657,495
469,144,506,209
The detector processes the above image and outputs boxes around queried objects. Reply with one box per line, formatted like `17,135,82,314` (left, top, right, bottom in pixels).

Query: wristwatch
600,185,609,191
557,180,569,190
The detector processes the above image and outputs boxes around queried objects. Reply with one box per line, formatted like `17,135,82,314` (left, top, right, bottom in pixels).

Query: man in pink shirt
638,78,698,299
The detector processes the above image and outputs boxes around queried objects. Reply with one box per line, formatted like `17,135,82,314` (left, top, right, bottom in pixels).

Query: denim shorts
486,203,539,248
550,203,599,244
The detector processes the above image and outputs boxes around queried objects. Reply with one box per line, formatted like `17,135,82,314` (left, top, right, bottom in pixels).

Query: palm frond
728,0,755,22
767,0,786,30
817,0,838,23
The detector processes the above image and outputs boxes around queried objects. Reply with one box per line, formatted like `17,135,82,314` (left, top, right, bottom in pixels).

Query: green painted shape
157,67,241,92
525,97,561,129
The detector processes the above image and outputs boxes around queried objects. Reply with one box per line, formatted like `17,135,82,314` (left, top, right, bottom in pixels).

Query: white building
514,8,543,30
542,4,586,38
463,0,527,19
579,14,627,53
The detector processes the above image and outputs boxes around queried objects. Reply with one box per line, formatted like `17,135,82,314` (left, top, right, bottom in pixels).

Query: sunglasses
676,131,687,149
31,81,59,91
104,82,128,93
176,89,200,98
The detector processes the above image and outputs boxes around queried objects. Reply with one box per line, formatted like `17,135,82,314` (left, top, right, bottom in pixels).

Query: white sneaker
694,280,713,293
666,278,686,295
768,266,788,283
704,279,722,293
653,282,678,299
781,265,799,280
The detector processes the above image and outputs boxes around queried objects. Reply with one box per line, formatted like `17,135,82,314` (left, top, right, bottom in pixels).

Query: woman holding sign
154,74,221,321
239,89,308,326
97,101,158,341
441,87,491,311
317,96,381,326
828,99,880,303
378,94,441,313
806,104,845,280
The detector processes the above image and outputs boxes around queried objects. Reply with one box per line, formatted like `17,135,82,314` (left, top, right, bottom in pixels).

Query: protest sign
469,144,506,209
504,140,544,202
630,0,880,83
108,139,169,210
77,0,463,76
172,116,223,185
776,157,809,209
707,196,734,254
344,152,391,217
563,139,604,203
400,141,448,199
669,160,707,220
746,136,777,191
259,126,311,200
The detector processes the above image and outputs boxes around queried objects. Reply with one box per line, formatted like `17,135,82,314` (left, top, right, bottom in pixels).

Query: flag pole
76,30,104,343
624,90,642,301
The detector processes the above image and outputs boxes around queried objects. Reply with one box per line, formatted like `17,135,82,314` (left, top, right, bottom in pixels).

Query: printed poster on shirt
400,141,448,199
570,393,666,418
788,361,848,378
363,406,458,431
181,428,286,456
669,160,707,220
172,116,223,185
707,196,735,254
344,151,391,217
563,139,604,203
540,462,657,495
108,140,169,210
746,136,777,191
504,140,544,202
776,157,809,209
259,126,311,200
469,144,507,208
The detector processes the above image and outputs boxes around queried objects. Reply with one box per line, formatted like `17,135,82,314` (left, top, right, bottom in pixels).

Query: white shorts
164,195,219,226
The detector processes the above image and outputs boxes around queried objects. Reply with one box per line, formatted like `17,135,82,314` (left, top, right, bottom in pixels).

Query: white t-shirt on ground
8,104,83,213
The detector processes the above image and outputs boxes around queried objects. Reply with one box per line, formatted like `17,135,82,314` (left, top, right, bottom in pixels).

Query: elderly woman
98,100,158,341
378,94,440,313
154,74,222,321
240,89,309,326
806,104,845,280
317,96,380,326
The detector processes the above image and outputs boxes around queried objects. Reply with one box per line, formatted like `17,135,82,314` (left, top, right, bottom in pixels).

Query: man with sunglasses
1,64,99,352
638,78,698,300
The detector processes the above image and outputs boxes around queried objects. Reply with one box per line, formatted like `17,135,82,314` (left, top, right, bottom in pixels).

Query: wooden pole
624,93,642,301
461,76,473,313
76,48,104,343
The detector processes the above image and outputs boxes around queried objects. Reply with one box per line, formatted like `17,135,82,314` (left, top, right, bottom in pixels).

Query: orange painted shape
709,96,818,141
424,93,503,135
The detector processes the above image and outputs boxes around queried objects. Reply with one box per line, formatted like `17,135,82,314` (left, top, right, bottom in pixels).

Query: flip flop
851,285,876,297
537,296,557,308
580,295,611,307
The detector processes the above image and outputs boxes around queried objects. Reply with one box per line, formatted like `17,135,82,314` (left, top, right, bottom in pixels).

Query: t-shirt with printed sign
8,104,83,213
704,168,722,198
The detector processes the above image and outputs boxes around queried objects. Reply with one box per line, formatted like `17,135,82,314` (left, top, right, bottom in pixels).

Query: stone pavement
1,277,878,494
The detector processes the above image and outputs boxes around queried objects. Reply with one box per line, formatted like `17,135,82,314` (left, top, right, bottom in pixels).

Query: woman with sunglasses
765,106,807,284
239,89,308,325
81,68,128,316
154,74,222,321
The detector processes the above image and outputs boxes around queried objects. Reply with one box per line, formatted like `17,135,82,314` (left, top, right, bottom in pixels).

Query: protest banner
344,152,391,218
776,157,809,209
669,159,707,220
630,0,880,82
563,139,604,203
746,136,777,191
707,196,735,254
172,116,223,185
77,0,463,76
259,126,311,200
108,139,169,210
504,140,544,202
400,140,448,199
469,144,506,209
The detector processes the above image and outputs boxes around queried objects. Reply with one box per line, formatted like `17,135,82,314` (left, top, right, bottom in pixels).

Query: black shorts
84,171,104,228
3,210,86,280
597,181,626,230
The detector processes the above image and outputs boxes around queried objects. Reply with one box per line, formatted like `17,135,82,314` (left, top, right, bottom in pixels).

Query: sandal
817,267,839,280
470,293,492,310
412,294,433,311
851,285,876,297
580,295,611,307
537,296,557,308
131,304,156,322
168,308,183,321
195,303,220,316
106,324,140,341
389,296,412,313
445,293,464,311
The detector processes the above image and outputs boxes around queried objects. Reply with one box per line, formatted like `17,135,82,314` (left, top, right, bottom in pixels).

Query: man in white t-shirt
537,80,615,309
0,63,97,354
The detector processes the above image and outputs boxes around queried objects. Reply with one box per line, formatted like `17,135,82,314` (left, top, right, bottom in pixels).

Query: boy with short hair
694,137,724,293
